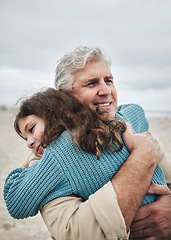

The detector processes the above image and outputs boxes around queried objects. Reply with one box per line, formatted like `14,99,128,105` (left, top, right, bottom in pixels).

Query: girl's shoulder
50,130,72,146
46,130,74,156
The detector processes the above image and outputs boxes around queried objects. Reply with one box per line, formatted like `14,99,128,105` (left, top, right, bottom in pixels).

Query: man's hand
147,183,170,195
130,184,171,239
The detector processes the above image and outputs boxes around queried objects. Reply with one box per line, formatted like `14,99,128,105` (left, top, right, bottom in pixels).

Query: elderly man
41,46,171,240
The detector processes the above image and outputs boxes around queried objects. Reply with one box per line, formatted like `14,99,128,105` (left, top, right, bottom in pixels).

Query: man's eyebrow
105,75,113,79
82,75,113,85
83,78,99,84
87,78,99,81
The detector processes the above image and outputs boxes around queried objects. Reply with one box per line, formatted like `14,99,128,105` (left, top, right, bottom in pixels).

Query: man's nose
98,81,111,96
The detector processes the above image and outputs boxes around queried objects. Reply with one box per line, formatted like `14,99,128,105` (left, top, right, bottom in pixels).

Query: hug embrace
4,46,171,240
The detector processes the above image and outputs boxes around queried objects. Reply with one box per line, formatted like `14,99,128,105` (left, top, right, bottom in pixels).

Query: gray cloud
120,78,171,91
1,0,171,68
0,0,171,111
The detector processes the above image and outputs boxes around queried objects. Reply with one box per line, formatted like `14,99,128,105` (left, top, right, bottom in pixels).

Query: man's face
72,61,118,120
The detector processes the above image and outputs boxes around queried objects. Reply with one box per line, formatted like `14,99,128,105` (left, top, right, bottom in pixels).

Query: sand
0,108,171,240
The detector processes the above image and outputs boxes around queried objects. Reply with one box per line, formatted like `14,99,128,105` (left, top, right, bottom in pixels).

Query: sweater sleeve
3,150,71,219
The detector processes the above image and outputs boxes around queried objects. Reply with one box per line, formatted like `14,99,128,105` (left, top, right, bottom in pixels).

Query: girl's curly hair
14,88,126,159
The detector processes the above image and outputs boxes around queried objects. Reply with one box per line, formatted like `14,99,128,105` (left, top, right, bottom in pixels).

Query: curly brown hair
14,88,126,159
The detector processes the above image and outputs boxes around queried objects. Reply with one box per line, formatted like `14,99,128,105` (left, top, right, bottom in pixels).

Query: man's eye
86,81,97,87
106,79,113,84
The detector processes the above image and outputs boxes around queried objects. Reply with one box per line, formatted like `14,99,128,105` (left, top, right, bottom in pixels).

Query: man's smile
94,102,112,107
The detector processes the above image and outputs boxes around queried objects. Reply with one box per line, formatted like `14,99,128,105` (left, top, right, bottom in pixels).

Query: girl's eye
29,125,35,133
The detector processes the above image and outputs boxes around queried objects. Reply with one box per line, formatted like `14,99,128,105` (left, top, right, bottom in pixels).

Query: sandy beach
0,108,171,240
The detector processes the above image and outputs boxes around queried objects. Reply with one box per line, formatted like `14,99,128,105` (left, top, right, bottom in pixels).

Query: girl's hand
21,152,33,168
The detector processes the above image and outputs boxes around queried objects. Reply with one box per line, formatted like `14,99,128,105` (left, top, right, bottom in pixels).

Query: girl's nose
27,138,34,149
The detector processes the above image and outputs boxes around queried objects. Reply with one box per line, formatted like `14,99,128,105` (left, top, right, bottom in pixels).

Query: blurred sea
146,110,171,118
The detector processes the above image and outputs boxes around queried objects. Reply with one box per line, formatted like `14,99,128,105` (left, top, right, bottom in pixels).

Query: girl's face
18,115,45,156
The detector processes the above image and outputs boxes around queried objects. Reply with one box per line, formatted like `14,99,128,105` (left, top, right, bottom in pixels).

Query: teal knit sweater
3,104,166,219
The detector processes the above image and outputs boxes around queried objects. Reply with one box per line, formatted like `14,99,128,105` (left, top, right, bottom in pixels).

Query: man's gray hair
55,46,112,90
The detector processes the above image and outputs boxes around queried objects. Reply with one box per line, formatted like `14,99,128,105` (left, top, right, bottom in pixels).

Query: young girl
4,88,166,220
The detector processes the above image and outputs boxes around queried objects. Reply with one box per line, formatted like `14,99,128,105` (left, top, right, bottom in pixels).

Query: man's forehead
73,72,113,82
73,67,112,78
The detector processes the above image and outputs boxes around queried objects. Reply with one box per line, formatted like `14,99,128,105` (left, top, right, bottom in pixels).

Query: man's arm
111,125,162,230
130,184,171,239
159,148,171,188
41,182,129,240
130,152,171,239
41,127,162,239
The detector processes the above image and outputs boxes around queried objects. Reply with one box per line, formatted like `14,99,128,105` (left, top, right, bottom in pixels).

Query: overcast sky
0,0,171,115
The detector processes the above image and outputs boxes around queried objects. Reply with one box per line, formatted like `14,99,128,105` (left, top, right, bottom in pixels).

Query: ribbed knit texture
3,104,166,219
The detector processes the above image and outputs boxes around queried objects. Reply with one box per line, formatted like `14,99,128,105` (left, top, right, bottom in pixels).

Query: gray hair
54,46,112,90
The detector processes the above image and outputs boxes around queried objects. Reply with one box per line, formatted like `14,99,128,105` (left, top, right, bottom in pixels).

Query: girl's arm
21,153,41,168
3,152,69,219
